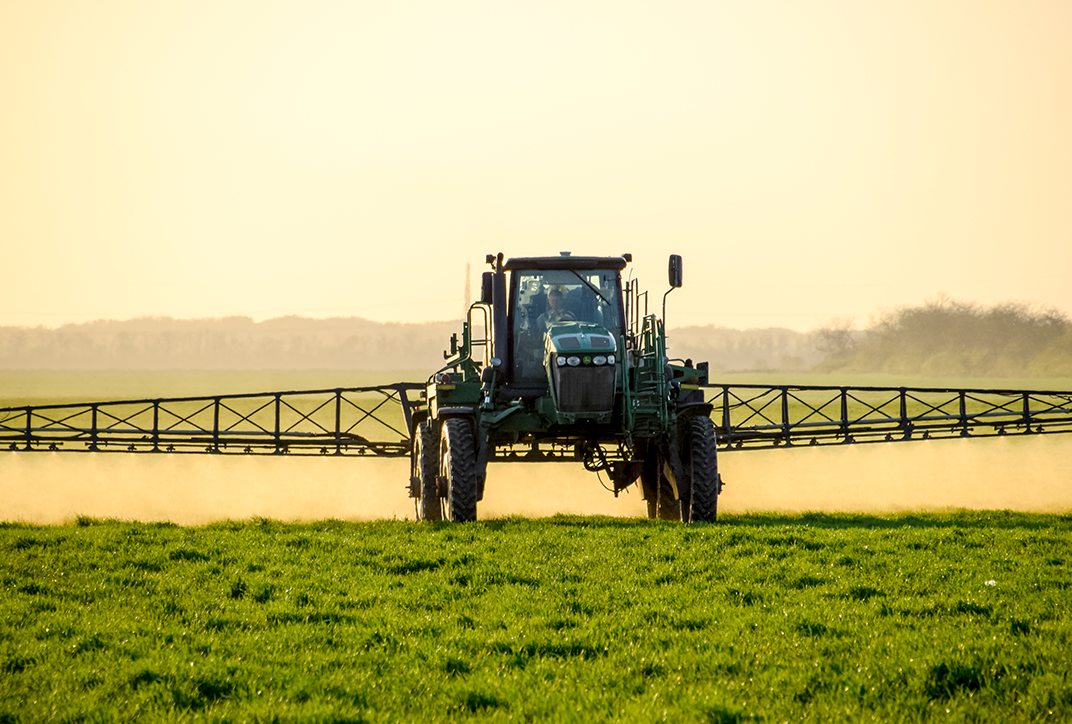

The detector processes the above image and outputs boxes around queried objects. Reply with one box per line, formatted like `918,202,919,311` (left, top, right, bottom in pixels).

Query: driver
537,289,575,329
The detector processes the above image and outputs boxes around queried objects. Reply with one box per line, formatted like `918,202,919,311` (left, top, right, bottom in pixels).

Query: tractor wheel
440,418,478,522
640,453,658,519
414,421,442,521
685,416,719,523
657,476,682,521
640,447,681,521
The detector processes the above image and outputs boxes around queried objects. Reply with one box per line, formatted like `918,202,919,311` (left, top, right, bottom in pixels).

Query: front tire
440,418,478,522
685,416,719,523
413,421,442,521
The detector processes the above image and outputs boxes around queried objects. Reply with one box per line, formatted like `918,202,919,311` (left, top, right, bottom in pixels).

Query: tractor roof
504,255,628,272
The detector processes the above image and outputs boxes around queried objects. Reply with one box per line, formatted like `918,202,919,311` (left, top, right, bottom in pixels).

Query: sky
2,1,1070,332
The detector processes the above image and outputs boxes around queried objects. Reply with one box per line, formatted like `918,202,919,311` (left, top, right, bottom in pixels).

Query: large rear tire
441,418,478,522
413,421,442,521
685,416,719,523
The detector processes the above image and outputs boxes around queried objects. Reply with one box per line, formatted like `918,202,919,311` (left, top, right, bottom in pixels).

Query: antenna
463,262,471,318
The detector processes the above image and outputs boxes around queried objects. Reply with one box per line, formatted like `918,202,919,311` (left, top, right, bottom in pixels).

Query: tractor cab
491,255,628,417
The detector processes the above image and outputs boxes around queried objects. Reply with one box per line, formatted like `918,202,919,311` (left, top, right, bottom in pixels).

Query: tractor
409,252,720,523
5,254,1071,520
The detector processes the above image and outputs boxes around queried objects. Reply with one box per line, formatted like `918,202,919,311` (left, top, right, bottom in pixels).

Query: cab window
510,269,623,383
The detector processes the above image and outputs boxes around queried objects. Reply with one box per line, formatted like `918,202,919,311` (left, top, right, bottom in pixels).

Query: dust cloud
717,435,1072,514
1,436,1069,524
0,455,646,525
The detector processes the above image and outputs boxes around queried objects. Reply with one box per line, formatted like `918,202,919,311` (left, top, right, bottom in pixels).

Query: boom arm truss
706,383,1072,449
1,384,423,456
3,383,1071,457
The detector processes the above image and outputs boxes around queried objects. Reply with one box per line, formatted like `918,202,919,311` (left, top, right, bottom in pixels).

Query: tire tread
687,416,719,523
416,421,441,521
442,418,478,522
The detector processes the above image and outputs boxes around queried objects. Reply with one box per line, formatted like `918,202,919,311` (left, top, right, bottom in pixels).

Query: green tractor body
409,252,720,522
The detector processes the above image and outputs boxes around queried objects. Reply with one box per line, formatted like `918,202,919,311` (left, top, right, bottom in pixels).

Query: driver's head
547,289,564,310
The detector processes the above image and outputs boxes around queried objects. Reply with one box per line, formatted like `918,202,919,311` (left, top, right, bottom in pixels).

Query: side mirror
480,272,494,304
668,254,683,288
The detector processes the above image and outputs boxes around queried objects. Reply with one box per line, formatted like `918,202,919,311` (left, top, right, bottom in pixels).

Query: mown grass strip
1,511,1070,722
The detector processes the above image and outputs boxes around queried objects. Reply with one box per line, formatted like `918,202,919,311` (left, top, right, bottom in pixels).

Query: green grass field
2,512,1070,722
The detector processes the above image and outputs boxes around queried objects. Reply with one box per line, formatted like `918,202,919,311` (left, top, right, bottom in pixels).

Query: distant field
0,370,428,407
2,513,1070,722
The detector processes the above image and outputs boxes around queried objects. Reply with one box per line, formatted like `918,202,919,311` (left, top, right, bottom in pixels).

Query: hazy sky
3,1,1070,331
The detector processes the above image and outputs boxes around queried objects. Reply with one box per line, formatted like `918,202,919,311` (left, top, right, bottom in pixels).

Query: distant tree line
669,326,825,372
1,316,824,373
815,298,1072,377
3,301,1069,377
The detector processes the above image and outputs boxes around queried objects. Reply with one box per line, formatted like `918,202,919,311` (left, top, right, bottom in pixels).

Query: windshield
510,269,624,383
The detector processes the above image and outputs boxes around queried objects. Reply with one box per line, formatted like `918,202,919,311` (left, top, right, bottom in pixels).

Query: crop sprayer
3,253,1072,523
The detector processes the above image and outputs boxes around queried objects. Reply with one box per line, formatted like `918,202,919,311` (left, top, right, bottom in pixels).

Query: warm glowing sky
2,1,1070,331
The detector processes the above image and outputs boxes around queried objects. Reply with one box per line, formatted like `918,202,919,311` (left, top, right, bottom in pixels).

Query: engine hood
543,322,617,355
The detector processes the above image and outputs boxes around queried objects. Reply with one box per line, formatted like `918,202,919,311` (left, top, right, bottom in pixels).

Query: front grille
552,365,615,413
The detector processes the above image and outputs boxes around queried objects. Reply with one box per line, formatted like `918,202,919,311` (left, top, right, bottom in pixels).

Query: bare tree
814,317,857,359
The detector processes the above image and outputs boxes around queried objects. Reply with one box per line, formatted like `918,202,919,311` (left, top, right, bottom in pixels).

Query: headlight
556,356,567,367
607,355,615,365
593,355,607,365
567,356,581,366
